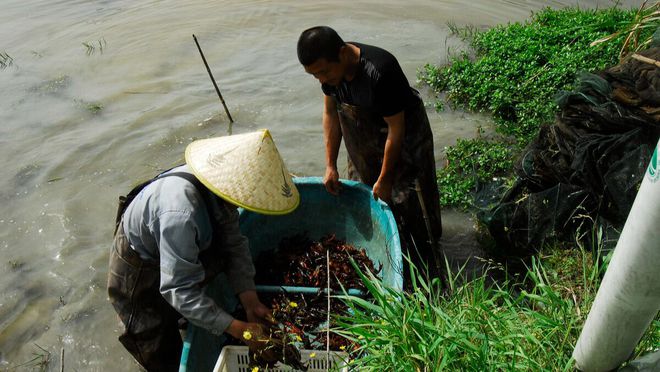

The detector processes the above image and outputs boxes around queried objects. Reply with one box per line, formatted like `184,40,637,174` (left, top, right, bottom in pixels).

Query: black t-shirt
322,42,418,117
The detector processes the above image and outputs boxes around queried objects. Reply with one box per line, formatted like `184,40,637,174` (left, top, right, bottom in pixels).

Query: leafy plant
421,7,637,144
422,6,654,209
436,137,513,209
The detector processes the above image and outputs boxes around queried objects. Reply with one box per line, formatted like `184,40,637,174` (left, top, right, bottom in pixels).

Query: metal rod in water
192,34,234,123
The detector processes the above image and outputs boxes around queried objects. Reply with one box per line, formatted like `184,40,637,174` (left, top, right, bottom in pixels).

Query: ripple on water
0,0,644,368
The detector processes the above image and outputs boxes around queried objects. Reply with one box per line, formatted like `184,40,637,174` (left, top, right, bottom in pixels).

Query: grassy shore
336,239,659,370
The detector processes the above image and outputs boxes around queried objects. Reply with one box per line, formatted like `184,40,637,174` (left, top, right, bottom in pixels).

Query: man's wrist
226,319,246,339
377,173,393,184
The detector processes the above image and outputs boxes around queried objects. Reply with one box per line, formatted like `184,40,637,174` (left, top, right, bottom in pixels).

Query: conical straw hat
185,129,300,215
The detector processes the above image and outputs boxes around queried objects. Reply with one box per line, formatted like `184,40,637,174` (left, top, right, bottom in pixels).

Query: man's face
304,58,344,86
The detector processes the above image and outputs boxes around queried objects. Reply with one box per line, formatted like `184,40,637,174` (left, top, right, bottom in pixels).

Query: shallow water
0,0,643,370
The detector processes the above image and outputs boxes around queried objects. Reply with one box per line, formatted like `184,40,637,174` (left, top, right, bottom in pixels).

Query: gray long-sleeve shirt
122,165,256,334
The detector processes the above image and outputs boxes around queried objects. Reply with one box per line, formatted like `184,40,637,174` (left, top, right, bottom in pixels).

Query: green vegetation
82,37,107,56
421,6,654,208
30,75,71,94
0,51,14,69
437,137,513,207
74,98,104,114
85,101,104,114
336,243,659,370
334,5,660,370
7,259,25,271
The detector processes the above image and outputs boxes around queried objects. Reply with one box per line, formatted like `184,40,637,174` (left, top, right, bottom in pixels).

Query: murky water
0,0,643,370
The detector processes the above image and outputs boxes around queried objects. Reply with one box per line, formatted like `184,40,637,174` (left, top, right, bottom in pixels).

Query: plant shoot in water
0,51,14,69
82,38,107,55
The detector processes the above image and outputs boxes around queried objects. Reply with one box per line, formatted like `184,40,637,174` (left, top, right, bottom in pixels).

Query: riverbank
424,5,652,210
338,4,659,370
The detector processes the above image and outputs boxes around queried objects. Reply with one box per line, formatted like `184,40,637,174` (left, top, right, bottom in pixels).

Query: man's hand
239,290,276,326
323,166,341,195
372,177,393,204
226,320,280,364
374,111,404,205
246,301,275,325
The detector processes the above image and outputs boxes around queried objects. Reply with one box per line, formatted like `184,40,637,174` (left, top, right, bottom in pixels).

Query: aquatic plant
74,99,104,114
82,37,107,55
30,75,71,94
12,344,51,371
7,259,25,271
85,102,103,114
0,51,14,69
446,21,480,43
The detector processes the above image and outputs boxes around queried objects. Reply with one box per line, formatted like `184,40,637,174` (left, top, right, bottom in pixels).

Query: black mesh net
480,47,660,258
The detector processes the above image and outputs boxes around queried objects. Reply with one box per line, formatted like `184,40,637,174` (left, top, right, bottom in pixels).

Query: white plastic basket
213,345,348,372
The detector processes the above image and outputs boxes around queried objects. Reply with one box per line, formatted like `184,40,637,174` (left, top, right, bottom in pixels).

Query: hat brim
185,130,300,215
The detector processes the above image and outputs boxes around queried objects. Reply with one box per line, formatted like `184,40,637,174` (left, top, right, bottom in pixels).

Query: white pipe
573,139,660,371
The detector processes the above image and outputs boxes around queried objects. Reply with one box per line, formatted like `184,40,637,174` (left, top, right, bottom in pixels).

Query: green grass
420,6,653,209
335,241,658,370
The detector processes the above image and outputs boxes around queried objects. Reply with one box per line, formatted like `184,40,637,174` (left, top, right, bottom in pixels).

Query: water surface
0,0,642,369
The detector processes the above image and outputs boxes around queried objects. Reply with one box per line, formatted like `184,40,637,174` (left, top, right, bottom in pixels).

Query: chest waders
334,92,444,281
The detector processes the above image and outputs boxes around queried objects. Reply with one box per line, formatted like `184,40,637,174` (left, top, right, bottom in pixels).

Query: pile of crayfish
238,234,381,369
255,233,381,292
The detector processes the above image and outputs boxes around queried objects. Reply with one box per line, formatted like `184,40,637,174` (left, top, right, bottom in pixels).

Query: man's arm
215,205,274,324
216,205,256,295
323,95,342,195
156,211,237,334
157,206,275,361
373,111,405,203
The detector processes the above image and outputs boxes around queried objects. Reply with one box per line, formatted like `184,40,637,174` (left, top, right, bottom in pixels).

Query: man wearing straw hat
297,26,443,280
108,129,299,371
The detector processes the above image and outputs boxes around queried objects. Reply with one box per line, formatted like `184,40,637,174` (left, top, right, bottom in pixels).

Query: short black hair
297,26,345,66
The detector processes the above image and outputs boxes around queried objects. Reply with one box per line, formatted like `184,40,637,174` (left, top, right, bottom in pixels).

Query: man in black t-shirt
297,26,443,280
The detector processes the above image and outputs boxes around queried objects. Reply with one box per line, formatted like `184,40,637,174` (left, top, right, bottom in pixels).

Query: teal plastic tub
180,177,402,371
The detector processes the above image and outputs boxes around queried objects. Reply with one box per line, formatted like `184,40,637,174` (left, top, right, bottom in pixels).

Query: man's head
297,26,349,86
